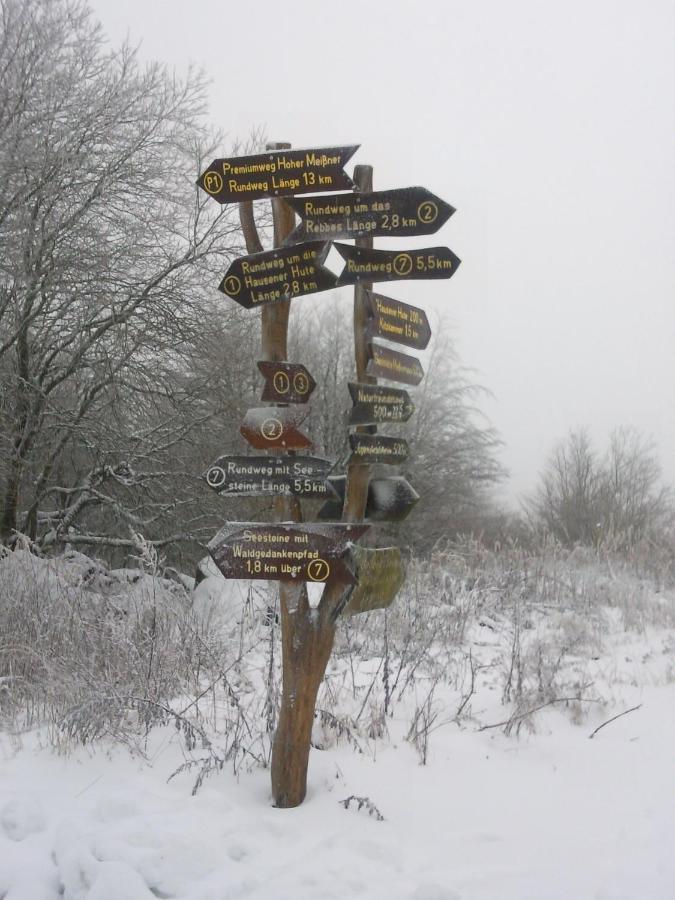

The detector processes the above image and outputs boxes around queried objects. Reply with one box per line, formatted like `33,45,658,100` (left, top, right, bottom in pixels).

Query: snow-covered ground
2,683,673,900
1,547,674,899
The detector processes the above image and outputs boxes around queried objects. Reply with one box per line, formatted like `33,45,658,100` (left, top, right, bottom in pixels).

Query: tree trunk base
270,587,336,808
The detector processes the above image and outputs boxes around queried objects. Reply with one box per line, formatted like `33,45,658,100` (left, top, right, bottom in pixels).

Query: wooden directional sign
335,244,460,287
208,522,369,586
319,476,420,523
365,291,432,351
364,476,419,522
366,342,424,386
348,382,415,426
219,242,336,309
340,546,406,617
198,145,359,204
204,455,335,499
349,434,409,466
257,361,316,404
284,187,454,244
240,407,311,451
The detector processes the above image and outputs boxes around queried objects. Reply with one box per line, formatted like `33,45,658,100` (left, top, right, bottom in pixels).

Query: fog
89,0,675,503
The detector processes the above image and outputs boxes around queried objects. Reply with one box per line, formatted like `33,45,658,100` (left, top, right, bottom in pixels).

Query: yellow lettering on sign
307,558,330,581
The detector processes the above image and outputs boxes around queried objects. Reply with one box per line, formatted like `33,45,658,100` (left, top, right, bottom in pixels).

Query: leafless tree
528,428,601,544
527,426,672,546
290,302,505,546
401,327,505,549
598,427,672,540
0,0,245,554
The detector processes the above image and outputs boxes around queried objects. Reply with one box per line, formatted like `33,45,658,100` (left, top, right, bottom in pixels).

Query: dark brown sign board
335,243,461,287
365,291,432,351
205,455,336,499
366,342,424,386
319,476,419,523
240,407,311,451
348,434,409,466
257,361,316,404
208,522,369,586
283,187,454,244
348,382,415,426
219,242,336,309
340,546,405,617
198,145,359,204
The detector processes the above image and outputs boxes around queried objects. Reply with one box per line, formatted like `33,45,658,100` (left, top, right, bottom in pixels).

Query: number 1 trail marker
257,361,316,404
219,242,337,308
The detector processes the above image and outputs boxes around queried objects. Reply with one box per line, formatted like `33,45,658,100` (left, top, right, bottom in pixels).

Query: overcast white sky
89,0,675,504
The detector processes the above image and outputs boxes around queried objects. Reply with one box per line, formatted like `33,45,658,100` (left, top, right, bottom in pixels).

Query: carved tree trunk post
239,147,375,808
342,164,374,524
267,174,332,808
242,143,329,808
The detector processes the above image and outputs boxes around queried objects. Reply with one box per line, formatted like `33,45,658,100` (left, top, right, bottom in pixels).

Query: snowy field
1,546,674,900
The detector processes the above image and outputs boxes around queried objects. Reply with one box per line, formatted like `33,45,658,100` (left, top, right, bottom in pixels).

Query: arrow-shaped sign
366,342,424,386
198,145,359,204
240,407,312,451
257,361,316,404
348,382,415,426
335,244,461,287
208,522,369,586
365,291,432,351
339,546,406,617
318,476,420,523
219,242,336,309
283,187,455,244
204,455,336,499
348,434,409,466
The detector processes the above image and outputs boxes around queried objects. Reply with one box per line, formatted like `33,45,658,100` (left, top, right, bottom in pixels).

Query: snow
1,549,674,899
1,684,673,898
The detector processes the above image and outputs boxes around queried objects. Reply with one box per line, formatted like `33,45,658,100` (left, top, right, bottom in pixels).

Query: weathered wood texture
342,165,375,524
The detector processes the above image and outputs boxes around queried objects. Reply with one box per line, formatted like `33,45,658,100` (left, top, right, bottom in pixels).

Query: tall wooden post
238,144,331,808
204,141,454,809
264,159,379,806
342,164,374,524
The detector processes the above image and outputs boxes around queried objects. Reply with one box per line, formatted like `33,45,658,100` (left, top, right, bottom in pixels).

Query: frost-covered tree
528,426,672,546
289,302,504,547
401,331,505,549
0,0,243,552
598,427,672,540
528,428,601,545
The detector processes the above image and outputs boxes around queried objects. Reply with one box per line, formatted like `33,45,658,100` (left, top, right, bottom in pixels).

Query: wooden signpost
208,523,368,586
198,139,461,809
348,434,409,466
205,455,335,499
335,243,461,286
258,361,316,403
240,406,312,451
339,546,406,617
283,187,454,244
365,291,432,350
219,242,336,308
366,342,425,386
347,382,415,425
318,475,420,523
198,145,359,203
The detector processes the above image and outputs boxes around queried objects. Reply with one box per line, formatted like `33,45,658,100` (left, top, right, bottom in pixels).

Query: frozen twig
339,795,384,821
588,704,642,739
478,692,600,732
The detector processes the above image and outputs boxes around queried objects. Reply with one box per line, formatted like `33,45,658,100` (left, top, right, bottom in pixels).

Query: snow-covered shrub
0,547,276,770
